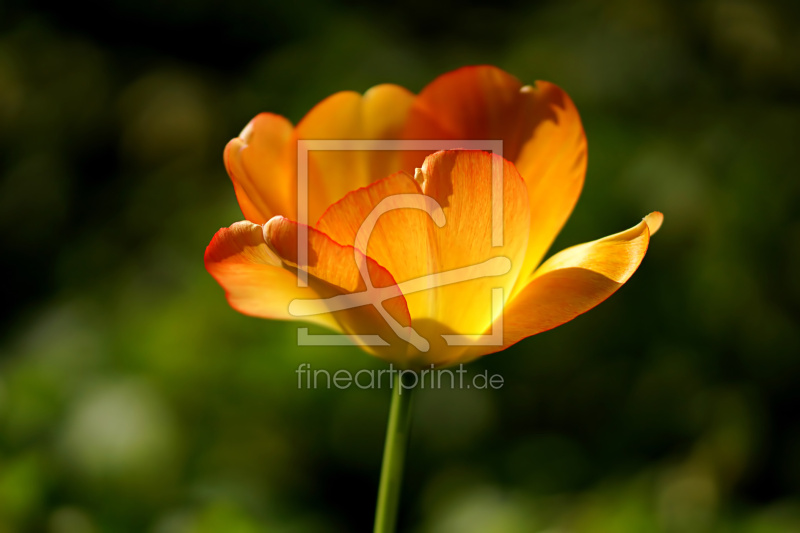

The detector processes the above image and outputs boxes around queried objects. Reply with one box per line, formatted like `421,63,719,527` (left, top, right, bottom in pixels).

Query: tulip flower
205,65,662,368
204,65,662,533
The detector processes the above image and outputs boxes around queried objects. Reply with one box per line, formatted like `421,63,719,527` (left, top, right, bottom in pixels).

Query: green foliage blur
1,0,799,531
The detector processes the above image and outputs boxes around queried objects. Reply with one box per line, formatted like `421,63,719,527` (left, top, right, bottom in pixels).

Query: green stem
373,372,415,533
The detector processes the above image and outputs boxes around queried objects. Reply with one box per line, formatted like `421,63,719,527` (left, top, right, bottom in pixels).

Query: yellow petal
204,220,339,331
644,211,664,235
419,150,530,339
465,213,662,360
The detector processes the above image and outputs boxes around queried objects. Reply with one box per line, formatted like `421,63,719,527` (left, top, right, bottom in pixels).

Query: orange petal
511,81,587,291
314,150,531,366
401,66,587,295
466,213,662,360
224,85,415,225
263,216,415,360
318,150,530,355
223,113,298,224
204,220,339,331
316,171,436,322
403,66,532,154
360,84,420,182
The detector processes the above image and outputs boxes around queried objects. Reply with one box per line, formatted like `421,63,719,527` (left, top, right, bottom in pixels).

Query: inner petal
419,150,530,337
317,171,437,322
317,150,530,345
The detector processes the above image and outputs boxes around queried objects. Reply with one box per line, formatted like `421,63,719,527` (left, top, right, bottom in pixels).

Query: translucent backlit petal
315,150,530,366
296,85,415,213
263,216,414,360
466,213,662,360
510,82,587,292
224,85,414,225
418,150,529,338
403,65,532,152
223,113,297,224
316,171,436,321
318,150,531,333
401,66,587,296
204,220,339,331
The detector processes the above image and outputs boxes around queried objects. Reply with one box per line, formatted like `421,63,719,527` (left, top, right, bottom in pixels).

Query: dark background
1,0,799,531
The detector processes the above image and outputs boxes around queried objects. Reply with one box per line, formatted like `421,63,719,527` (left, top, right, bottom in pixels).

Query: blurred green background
1,0,799,531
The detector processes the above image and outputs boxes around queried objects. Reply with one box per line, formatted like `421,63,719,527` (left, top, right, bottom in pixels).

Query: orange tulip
205,66,662,368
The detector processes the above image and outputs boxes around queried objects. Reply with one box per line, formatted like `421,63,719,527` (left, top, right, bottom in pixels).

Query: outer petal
403,65,535,154
263,216,415,361
465,212,663,360
401,66,587,295
204,220,339,331
224,113,299,225
511,82,587,291
224,85,415,225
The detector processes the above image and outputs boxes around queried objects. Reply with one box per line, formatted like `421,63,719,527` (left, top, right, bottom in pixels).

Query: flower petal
224,113,299,225
419,150,529,338
224,85,415,225
314,150,531,366
316,171,436,322
511,81,587,292
204,220,339,331
360,84,420,182
318,150,530,351
263,216,415,360
297,84,415,209
401,66,587,295
225,84,414,223
403,65,533,151
467,213,662,359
